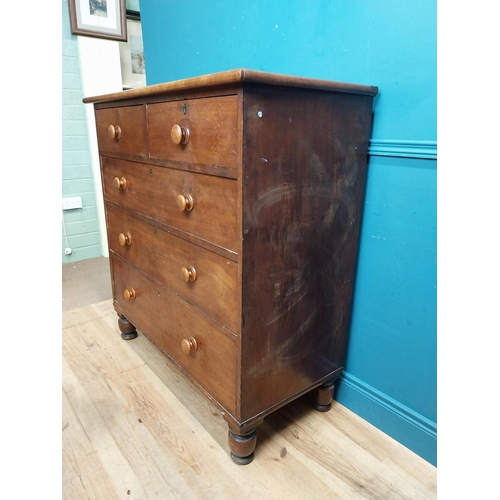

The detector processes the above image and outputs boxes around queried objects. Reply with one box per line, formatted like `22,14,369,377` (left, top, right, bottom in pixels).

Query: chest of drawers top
84,67,377,105
84,67,377,179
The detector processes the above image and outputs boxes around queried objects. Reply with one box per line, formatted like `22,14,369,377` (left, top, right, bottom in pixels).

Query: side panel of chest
239,86,374,421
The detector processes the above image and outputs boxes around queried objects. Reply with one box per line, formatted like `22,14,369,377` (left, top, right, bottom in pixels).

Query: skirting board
335,372,437,466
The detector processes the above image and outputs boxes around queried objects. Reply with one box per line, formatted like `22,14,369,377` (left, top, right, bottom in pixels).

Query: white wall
77,37,123,257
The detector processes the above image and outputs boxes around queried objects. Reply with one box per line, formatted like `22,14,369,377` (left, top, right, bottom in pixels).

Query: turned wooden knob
171,124,190,145
181,266,197,283
108,124,122,140
181,337,198,354
176,194,194,212
124,288,136,301
118,232,132,246
113,176,127,190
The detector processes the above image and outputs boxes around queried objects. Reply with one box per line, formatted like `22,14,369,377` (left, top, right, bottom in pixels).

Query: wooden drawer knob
181,266,197,283
118,232,132,246
171,124,190,145
124,288,136,301
181,337,198,355
113,176,127,190
176,194,194,212
108,124,122,140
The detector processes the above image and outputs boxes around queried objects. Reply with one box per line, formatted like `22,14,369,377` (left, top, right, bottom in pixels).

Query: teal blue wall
140,0,437,465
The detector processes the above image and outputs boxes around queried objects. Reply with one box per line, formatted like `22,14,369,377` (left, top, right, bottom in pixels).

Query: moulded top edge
83,68,378,104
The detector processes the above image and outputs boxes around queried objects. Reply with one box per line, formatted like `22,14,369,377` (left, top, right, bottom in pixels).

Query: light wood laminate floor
62,259,436,500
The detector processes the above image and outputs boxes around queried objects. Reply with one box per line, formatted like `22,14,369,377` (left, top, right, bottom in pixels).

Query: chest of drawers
84,69,378,464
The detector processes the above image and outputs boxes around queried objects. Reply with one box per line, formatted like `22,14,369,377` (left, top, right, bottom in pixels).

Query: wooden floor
62,299,437,500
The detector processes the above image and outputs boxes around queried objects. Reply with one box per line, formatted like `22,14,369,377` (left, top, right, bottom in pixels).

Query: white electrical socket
62,197,82,210
65,248,72,255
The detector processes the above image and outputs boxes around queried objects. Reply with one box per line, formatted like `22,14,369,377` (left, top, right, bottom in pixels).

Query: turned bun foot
312,381,336,412
118,315,138,340
228,428,257,465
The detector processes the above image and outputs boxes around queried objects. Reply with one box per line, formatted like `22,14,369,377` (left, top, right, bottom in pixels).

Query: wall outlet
62,196,82,210
65,248,72,255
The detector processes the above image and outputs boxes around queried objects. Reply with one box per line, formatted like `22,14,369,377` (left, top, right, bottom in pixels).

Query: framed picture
68,0,127,42
119,18,146,89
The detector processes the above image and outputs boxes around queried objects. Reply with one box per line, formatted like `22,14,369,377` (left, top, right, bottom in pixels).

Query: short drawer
148,95,239,170
95,105,146,157
102,157,238,252
106,204,240,333
111,254,237,414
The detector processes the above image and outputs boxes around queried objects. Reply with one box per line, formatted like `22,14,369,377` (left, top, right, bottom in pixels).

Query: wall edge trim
368,139,437,159
339,371,437,437
336,371,437,465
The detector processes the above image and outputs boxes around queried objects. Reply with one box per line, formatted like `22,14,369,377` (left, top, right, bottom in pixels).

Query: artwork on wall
68,0,127,42
119,17,146,89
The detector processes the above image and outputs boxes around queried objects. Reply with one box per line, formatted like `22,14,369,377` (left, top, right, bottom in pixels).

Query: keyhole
182,104,187,115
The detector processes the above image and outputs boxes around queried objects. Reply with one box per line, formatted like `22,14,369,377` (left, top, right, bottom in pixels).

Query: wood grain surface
148,95,240,170
101,156,239,252
110,255,238,414
83,68,378,104
95,105,147,157
239,85,374,421
106,204,240,333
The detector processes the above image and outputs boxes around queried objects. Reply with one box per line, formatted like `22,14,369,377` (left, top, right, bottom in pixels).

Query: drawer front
148,95,239,170
111,254,237,414
106,204,240,333
102,157,239,252
95,105,147,157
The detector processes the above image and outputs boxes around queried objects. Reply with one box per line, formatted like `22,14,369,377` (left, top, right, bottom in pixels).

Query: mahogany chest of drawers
84,69,378,464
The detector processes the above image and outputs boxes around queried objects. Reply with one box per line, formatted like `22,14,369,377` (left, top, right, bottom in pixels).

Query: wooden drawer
95,105,146,157
148,95,239,170
106,204,240,333
111,254,237,414
101,157,239,252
